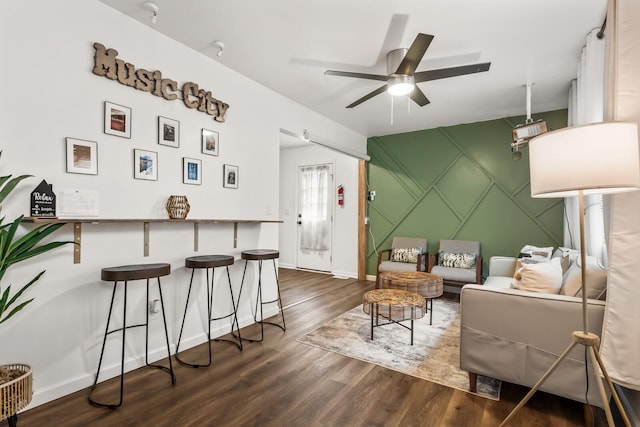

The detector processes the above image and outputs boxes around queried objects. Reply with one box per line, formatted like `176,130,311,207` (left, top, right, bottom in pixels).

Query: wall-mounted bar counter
23,218,283,264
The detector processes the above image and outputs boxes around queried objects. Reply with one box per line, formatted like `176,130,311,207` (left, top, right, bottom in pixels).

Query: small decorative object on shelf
166,195,190,219
31,180,56,218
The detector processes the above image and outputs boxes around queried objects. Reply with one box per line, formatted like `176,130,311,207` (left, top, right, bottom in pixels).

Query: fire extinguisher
337,185,344,206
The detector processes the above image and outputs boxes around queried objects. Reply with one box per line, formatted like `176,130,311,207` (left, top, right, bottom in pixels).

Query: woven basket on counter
166,195,190,219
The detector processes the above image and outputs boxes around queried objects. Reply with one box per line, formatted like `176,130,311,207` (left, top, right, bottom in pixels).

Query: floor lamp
501,121,640,427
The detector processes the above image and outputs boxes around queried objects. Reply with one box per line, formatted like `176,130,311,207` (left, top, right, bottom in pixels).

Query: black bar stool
175,255,242,368
236,249,285,342
88,263,175,409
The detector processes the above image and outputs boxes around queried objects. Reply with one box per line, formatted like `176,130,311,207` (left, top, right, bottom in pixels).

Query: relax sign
92,42,229,122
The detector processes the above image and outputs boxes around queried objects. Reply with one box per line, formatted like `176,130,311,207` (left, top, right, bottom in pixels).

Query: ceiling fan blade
409,86,430,106
414,62,491,83
395,33,434,76
346,85,388,108
324,70,388,81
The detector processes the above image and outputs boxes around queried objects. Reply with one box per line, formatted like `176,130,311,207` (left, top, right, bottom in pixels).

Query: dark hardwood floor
9,268,590,426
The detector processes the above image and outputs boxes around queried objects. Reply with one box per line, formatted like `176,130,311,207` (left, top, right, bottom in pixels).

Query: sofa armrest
460,284,606,406
488,256,517,277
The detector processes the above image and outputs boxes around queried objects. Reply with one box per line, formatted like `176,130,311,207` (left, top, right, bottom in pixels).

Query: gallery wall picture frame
223,164,238,189
66,137,98,175
133,149,158,181
104,101,132,138
201,128,219,156
158,116,180,148
183,157,202,185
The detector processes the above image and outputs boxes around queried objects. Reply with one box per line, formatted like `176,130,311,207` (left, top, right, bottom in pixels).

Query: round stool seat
101,263,171,282
185,255,234,269
241,249,279,261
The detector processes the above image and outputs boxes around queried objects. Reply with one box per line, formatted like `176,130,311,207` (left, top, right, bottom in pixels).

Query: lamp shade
529,122,640,198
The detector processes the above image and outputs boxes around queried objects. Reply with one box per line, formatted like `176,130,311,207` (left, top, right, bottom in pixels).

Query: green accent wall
366,109,568,278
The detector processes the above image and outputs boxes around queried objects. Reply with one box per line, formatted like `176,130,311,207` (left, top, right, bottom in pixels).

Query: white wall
279,144,359,278
0,0,365,408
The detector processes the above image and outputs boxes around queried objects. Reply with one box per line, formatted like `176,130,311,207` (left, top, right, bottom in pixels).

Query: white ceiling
99,0,606,141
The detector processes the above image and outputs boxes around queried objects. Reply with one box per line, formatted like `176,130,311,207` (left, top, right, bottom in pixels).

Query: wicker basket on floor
0,364,32,421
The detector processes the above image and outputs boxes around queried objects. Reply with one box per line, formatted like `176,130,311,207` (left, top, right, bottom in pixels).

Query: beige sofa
459,256,607,408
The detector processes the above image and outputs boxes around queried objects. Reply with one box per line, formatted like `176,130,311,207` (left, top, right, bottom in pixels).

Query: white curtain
299,164,330,250
566,28,607,264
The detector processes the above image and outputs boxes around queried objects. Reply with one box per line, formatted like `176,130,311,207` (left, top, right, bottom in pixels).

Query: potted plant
0,158,72,426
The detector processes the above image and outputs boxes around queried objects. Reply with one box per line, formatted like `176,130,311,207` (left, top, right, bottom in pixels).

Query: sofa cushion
511,257,563,294
431,265,477,283
560,256,607,300
438,251,476,268
391,247,422,263
483,275,513,289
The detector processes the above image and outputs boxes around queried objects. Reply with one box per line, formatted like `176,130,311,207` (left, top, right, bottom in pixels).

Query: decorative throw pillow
511,257,563,294
438,251,476,269
519,245,554,263
391,247,422,263
560,256,607,300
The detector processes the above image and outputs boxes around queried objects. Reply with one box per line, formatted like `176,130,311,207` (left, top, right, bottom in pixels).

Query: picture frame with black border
133,149,158,181
223,164,238,189
183,157,202,185
104,101,132,138
158,116,180,148
66,137,98,175
201,128,219,156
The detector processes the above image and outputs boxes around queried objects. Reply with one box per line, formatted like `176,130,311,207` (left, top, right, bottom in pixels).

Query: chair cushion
438,251,476,268
391,247,422,263
431,265,477,283
378,260,421,273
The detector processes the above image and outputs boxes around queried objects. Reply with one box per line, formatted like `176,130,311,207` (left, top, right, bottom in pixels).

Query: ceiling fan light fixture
387,75,415,96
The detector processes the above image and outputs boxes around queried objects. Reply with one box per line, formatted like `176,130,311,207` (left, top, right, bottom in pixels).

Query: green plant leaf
0,174,32,207
0,284,10,316
4,271,44,309
0,298,34,325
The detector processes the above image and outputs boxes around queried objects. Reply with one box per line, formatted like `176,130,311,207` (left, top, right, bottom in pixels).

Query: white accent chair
376,237,428,287
429,239,482,287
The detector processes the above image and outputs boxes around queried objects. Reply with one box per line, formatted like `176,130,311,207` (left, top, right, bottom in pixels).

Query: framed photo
223,164,238,189
104,101,132,138
66,138,98,175
134,149,158,181
158,116,180,148
183,157,202,185
201,128,219,156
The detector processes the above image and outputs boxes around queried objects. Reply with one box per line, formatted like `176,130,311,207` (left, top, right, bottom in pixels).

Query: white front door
296,163,333,272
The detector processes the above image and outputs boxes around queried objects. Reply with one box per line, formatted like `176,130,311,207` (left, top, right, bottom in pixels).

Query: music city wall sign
92,42,229,122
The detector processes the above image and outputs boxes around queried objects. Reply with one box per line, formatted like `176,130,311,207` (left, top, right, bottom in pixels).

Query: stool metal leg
176,268,213,367
150,277,176,384
88,281,127,409
236,258,285,343
212,266,243,350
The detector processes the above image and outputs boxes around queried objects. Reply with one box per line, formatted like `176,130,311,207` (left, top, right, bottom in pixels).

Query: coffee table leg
429,298,433,325
410,319,414,345
370,302,374,340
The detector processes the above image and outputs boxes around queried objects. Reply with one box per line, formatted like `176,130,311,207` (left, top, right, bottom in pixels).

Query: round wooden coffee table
378,271,443,325
362,289,426,345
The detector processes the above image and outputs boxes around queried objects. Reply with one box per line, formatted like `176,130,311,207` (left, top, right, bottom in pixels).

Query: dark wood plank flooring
9,268,590,426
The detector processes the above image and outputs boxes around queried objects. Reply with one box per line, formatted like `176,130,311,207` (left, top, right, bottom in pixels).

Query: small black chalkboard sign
31,180,56,218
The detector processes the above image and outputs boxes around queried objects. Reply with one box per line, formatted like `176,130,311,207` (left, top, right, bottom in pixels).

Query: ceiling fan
324,33,491,108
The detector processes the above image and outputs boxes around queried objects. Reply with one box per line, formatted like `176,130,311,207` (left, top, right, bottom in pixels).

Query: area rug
297,298,501,400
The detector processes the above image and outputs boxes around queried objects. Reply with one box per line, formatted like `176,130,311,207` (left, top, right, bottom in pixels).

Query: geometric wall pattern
366,109,568,277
